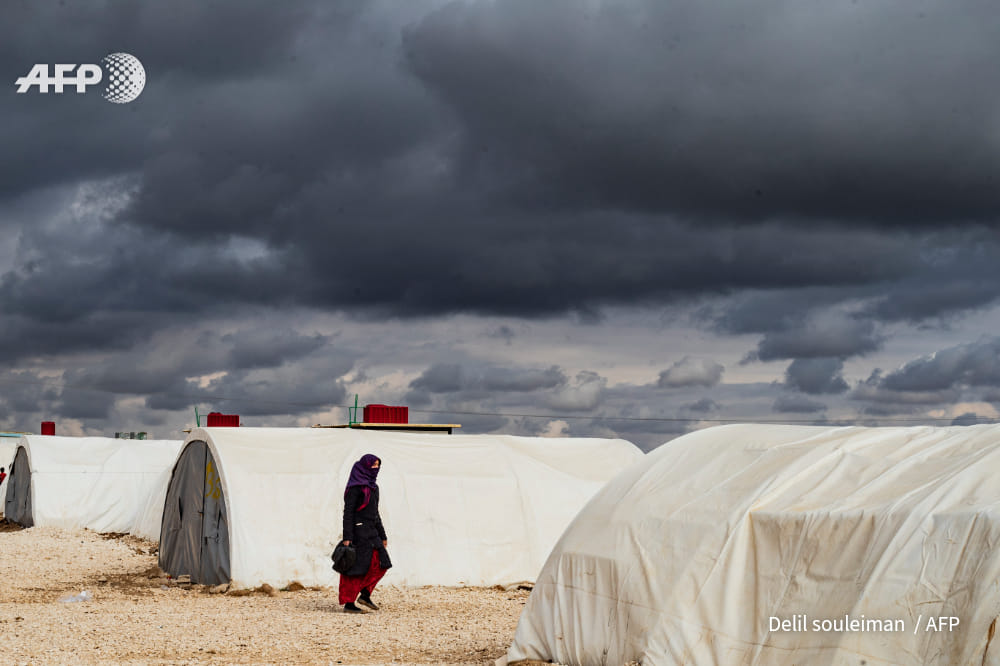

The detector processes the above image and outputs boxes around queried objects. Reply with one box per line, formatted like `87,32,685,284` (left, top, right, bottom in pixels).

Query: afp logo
15,53,146,104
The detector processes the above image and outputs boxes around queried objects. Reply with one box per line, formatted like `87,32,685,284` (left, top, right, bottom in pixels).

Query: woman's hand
342,540,351,546
382,540,388,547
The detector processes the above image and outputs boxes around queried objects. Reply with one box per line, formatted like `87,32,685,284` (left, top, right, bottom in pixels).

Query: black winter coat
341,485,392,577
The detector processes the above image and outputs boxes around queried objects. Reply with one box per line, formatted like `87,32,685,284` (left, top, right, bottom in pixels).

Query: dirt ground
0,524,530,665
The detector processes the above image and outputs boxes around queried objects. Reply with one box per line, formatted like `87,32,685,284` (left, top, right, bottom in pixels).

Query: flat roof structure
312,423,461,434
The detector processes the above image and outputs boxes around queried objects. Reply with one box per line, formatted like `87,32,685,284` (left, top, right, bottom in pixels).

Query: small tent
506,424,1000,665
158,427,644,588
3,435,183,538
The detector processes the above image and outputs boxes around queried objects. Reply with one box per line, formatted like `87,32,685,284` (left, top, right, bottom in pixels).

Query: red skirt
338,549,387,605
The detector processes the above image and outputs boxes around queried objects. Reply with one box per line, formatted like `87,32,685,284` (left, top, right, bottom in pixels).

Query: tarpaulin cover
6,435,183,539
507,424,1000,665
4,445,31,525
162,427,643,588
158,440,231,585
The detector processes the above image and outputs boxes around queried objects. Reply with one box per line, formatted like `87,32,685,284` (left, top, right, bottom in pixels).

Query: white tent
158,427,644,589
3,435,183,539
506,424,1000,665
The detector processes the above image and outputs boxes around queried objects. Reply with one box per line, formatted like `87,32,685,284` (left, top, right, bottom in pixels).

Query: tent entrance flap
4,446,32,527
200,450,230,584
159,440,231,585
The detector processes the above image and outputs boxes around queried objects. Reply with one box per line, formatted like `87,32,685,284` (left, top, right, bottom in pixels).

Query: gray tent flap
159,441,207,580
4,447,32,527
200,448,231,584
159,441,231,585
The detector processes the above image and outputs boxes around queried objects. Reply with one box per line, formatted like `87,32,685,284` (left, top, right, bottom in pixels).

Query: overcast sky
3,0,1000,449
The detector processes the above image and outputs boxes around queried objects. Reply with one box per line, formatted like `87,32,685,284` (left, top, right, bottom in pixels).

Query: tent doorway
4,446,32,526
158,440,230,584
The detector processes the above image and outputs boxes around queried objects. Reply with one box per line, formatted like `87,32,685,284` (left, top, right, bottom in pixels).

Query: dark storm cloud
784,358,849,395
0,369,60,414
683,398,718,413
486,325,516,345
751,317,883,362
772,394,826,414
405,0,1000,224
5,0,1000,436
4,0,998,326
0,1,321,200
184,349,355,418
0,368,115,423
57,387,115,420
224,329,330,370
143,376,207,413
878,337,1000,392
0,324,353,423
1,0,999,352
409,364,463,393
849,369,961,407
409,362,566,394
657,357,724,388
0,313,163,363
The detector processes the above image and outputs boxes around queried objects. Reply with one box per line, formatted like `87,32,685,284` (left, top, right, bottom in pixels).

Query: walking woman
339,454,391,613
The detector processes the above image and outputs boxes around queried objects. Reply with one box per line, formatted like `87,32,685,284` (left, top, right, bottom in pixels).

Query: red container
206,412,240,427
41,421,56,436
363,404,408,424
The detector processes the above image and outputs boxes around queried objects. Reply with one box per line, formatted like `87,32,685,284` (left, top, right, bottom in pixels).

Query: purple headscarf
345,453,381,510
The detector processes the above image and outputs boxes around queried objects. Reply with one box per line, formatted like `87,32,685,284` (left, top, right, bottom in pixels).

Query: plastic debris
58,590,92,603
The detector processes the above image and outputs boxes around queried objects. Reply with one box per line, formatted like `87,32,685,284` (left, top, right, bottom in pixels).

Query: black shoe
343,602,365,613
357,594,379,611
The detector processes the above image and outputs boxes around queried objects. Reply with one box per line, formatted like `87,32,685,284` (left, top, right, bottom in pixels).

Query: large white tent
158,427,644,589
3,435,183,539
506,423,1000,665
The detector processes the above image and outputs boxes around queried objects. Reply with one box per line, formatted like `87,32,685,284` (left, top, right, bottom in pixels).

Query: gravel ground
0,523,529,665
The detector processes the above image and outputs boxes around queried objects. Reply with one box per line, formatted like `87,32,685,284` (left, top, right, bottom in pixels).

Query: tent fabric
4,435,183,538
506,423,1000,665
159,427,644,588
159,440,231,585
4,445,32,526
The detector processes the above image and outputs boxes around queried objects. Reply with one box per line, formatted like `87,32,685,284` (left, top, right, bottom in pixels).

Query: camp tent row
157,427,644,588
1,427,643,590
506,423,1000,666
3,435,183,538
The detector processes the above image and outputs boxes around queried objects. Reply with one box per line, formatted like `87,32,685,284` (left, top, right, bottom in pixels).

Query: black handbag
331,542,356,574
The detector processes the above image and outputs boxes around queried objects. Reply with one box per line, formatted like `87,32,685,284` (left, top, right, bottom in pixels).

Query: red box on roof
363,404,408,424
206,412,240,427
41,421,55,436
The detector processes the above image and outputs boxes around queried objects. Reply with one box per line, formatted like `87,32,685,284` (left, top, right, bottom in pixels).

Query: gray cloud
191,351,354,417
880,337,1000,392
409,362,566,394
545,371,606,412
658,356,724,388
3,1,1000,441
784,358,849,395
224,329,330,370
405,0,1000,225
752,315,883,362
683,398,718,413
849,369,961,408
772,395,826,414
